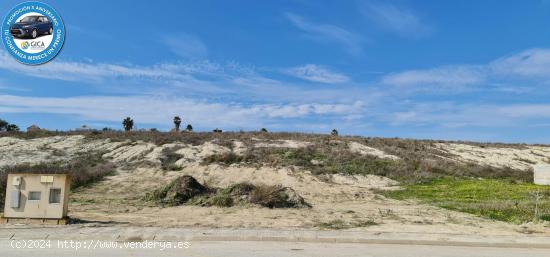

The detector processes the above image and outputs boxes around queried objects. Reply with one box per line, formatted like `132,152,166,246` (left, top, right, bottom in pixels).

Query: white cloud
386,102,550,128
285,13,364,56
0,51,194,82
162,33,208,59
381,65,485,89
360,2,433,39
0,50,372,105
381,48,550,92
0,94,364,129
490,48,550,79
285,64,350,84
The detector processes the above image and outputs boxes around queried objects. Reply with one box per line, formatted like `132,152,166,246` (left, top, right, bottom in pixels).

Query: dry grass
2,129,542,148
203,141,531,183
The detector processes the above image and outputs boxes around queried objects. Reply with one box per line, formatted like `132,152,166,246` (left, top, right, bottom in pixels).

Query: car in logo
9,15,53,39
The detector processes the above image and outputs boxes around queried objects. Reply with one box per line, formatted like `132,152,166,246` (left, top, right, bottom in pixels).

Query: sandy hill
0,132,549,236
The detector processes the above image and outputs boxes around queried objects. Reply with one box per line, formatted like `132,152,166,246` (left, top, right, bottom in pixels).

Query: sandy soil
69,163,550,236
348,141,400,160
254,139,312,148
435,143,550,170
2,136,550,236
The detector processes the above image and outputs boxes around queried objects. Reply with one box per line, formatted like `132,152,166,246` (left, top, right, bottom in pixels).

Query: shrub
146,175,208,206
250,184,310,208
223,182,256,196
208,194,234,207
540,214,550,221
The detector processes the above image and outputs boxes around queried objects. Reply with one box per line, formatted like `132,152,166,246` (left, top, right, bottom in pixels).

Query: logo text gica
1,1,65,65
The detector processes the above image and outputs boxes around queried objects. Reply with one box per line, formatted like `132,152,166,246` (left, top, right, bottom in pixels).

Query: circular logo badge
1,1,65,65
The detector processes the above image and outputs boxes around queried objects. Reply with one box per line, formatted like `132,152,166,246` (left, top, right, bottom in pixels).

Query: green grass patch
385,178,550,223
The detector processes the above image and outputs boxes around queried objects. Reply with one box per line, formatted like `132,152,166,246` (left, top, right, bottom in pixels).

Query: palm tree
173,116,182,131
122,117,134,132
186,124,193,132
331,129,338,136
260,128,268,133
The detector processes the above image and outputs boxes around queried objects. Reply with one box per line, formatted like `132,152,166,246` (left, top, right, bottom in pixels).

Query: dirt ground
69,163,550,236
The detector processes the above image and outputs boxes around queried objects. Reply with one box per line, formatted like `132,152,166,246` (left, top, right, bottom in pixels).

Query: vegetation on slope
202,141,530,183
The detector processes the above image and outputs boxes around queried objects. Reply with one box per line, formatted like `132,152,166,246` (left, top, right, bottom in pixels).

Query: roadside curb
1,226,550,249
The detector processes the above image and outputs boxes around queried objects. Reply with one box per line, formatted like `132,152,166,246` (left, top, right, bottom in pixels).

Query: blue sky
2,0,550,143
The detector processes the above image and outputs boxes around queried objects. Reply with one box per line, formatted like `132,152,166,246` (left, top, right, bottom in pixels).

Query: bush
146,175,208,206
250,184,311,208
223,182,256,196
540,214,550,221
208,194,234,207
202,152,245,165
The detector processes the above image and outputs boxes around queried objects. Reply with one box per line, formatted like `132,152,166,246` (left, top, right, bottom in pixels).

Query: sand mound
232,141,247,155
255,139,312,148
174,142,231,165
435,143,550,170
348,142,400,160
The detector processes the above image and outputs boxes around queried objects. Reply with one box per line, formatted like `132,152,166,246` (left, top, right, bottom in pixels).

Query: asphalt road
1,240,550,257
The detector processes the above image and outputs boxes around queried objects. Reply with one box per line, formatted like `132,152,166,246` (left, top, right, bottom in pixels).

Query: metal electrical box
3,173,71,219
